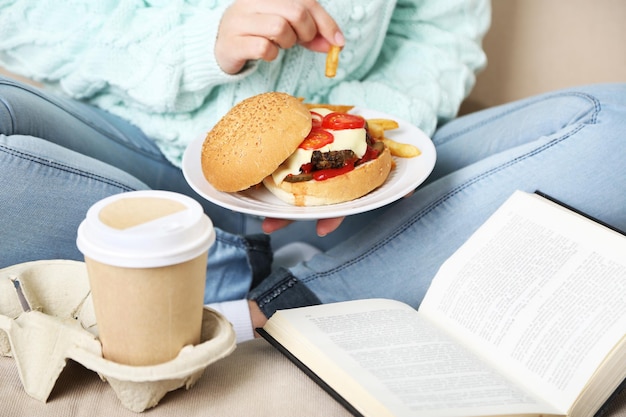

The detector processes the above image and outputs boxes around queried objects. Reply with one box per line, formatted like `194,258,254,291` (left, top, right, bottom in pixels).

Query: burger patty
311,150,357,170
284,150,356,183
283,137,386,183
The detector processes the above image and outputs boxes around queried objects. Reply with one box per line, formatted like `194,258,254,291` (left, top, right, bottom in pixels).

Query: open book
258,190,626,417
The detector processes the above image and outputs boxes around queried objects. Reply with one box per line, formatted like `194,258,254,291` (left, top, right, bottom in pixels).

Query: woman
0,0,488,292
2,1,624,341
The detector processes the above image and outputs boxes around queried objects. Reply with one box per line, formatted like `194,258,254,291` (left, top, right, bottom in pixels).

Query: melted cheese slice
271,108,367,184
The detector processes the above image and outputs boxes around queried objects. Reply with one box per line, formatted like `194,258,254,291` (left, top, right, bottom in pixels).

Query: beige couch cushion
2,338,625,417
1,339,353,417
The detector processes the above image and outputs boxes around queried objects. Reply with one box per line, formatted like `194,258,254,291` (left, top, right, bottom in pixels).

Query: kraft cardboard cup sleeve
76,191,215,366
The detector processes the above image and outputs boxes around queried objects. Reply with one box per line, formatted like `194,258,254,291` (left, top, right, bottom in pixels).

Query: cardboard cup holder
0,260,236,413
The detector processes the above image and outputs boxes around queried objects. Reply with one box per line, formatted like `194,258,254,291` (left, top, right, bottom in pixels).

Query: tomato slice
300,162,313,174
299,128,334,150
312,162,356,181
310,111,323,129
322,112,366,130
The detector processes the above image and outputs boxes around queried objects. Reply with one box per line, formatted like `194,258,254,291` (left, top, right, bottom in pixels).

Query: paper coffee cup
77,190,215,366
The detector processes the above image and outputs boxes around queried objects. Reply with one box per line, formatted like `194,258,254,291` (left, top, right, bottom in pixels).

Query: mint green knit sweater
0,0,490,167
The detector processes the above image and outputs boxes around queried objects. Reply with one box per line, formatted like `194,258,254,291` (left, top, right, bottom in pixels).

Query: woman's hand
216,0,344,74
262,216,346,237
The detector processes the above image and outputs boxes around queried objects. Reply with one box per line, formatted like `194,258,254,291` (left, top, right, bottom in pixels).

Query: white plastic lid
76,191,215,268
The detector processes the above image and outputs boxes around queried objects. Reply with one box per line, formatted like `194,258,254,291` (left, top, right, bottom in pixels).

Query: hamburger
200,92,392,207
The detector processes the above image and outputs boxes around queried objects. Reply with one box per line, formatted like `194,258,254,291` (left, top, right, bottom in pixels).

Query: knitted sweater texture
0,0,490,167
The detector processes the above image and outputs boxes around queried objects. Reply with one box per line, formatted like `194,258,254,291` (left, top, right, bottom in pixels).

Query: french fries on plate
366,119,421,158
382,137,422,158
304,101,422,158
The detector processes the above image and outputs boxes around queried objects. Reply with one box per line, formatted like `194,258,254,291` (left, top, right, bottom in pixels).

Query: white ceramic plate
182,108,436,220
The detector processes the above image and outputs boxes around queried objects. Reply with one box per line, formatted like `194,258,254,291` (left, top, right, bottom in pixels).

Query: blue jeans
249,83,626,316
0,77,270,302
2,79,625,308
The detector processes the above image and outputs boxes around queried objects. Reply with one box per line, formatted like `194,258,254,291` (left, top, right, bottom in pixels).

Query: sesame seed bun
201,92,312,192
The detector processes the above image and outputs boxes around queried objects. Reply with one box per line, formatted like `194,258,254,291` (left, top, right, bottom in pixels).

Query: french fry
301,101,419,158
366,118,400,131
367,123,385,141
325,45,342,78
382,137,421,158
367,118,400,141
304,103,355,113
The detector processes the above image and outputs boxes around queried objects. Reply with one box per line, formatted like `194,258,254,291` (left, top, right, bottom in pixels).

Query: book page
264,298,558,417
420,191,626,411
